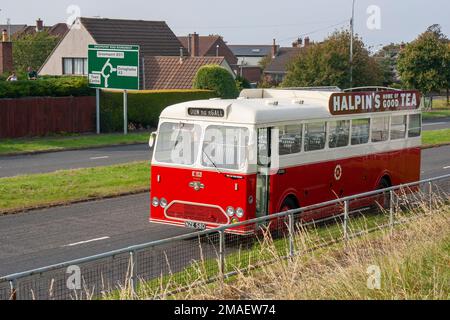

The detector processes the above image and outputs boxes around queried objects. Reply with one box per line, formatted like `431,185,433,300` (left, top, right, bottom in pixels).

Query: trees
193,65,239,99
13,31,59,75
397,25,450,102
282,30,383,89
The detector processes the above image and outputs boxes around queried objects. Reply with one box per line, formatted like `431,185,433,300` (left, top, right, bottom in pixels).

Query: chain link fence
1,174,449,300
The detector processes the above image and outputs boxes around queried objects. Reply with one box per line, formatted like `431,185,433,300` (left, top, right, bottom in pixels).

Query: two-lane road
0,146,450,276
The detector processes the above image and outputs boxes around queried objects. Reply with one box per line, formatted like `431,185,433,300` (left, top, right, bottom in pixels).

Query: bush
235,75,252,92
0,77,93,98
100,89,217,132
193,65,239,99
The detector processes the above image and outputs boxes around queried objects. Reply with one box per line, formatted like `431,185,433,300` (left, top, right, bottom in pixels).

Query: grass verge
0,132,150,156
422,129,450,147
0,161,150,214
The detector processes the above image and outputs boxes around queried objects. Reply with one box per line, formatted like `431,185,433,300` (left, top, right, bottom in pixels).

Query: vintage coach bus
148,88,422,234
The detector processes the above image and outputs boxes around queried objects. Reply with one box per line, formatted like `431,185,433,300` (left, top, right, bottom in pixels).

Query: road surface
0,146,449,277
423,117,450,131
0,144,150,178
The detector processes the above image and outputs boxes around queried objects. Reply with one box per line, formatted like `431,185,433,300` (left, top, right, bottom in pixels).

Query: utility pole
350,0,356,88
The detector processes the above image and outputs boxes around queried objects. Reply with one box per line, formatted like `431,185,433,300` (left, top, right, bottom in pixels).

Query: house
228,44,273,85
143,56,233,90
13,19,68,40
178,33,238,68
263,38,310,85
39,17,184,78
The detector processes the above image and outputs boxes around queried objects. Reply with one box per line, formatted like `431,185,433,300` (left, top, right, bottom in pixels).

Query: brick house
263,37,311,85
178,33,238,68
13,19,68,40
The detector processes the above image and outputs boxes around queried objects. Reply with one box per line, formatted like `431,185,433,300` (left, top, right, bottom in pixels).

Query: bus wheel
376,178,392,210
281,197,299,212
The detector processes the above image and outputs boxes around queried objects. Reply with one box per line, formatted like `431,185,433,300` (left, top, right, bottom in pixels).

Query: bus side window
372,117,390,143
329,120,350,149
279,124,303,155
305,122,326,152
391,115,407,140
351,118,370,145
408,114,422,138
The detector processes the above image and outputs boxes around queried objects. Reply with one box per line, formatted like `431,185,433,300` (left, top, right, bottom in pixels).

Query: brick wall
0,41,13,75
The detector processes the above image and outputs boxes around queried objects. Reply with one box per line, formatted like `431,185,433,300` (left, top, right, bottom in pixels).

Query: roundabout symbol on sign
335,165,343,181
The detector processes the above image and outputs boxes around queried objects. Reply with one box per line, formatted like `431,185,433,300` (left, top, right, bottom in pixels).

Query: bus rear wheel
376,177,392,210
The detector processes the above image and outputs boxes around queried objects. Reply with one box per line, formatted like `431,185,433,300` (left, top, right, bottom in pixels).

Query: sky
1,0,449,50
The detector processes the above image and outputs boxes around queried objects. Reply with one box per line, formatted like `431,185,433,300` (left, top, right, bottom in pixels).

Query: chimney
179,47,184,64
272,39,278,58
0,30,13,75
190,32,199,57
304,37,311,47
292,37,303,48
36,19,44,32
2,30,8,42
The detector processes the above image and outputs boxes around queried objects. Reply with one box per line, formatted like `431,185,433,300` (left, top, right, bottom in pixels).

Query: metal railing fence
1,173,449,300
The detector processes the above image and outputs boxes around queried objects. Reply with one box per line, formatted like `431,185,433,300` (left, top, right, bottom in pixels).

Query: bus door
256,128,272,218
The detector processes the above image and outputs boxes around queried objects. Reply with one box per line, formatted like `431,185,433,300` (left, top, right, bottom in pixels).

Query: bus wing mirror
149,132,157,149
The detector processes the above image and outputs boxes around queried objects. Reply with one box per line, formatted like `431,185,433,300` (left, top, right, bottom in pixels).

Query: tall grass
124,199,449,301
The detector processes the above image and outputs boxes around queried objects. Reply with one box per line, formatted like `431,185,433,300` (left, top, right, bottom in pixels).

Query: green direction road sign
88,44,140,90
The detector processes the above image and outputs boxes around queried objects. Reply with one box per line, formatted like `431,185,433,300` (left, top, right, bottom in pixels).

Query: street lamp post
350,0,356,88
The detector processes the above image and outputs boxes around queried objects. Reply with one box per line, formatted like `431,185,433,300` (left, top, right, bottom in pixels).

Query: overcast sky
1,0,449,49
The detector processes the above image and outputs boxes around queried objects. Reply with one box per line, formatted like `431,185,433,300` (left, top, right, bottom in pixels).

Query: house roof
264,47,303,74
80,17,183,56
178,35,238,65
15,23,69,39
0,25,27,36
143,56,226,90
228,45,273,57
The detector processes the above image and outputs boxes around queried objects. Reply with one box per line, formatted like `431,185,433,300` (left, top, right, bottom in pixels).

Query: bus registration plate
185,221,207,231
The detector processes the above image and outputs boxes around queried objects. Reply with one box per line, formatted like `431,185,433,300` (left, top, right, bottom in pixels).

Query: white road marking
444,166,450,170
90,156,110,160
63,236,110,247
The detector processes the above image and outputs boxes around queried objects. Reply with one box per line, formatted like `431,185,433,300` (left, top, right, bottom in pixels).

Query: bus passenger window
351,119,370,145
279,125,303,155
305,122,326,152
372,117,390,143
329,120,350,149
391,115,407,140
408,114,422,138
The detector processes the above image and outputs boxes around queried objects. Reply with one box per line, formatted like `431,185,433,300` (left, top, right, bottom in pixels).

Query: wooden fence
0,96,96,138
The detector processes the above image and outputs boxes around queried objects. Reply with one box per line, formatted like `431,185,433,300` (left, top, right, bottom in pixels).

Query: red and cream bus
149,88,422,234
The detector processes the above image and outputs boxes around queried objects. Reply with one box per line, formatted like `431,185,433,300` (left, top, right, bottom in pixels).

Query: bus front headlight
152,197,160,208
160,198,168,208
236,208,245,218
226,207,235,217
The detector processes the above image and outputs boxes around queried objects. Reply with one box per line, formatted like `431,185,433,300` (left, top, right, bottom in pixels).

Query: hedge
100,89,217,132
0,77,93,98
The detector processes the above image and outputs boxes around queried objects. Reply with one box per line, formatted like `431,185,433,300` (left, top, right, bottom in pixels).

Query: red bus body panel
150,147,421,234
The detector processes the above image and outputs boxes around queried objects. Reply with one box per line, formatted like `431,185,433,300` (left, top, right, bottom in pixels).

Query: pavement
0,146,449,277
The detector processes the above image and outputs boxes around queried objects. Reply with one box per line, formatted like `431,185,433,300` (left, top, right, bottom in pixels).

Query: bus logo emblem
189,181,205,191
335,165,343,181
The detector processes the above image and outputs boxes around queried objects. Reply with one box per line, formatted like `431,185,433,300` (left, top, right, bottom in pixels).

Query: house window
63,58,88,75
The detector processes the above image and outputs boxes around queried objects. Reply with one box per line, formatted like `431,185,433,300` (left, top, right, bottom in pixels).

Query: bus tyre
281,197,299,212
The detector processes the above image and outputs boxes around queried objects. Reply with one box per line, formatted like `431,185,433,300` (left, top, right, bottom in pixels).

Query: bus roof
159,89,421,125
